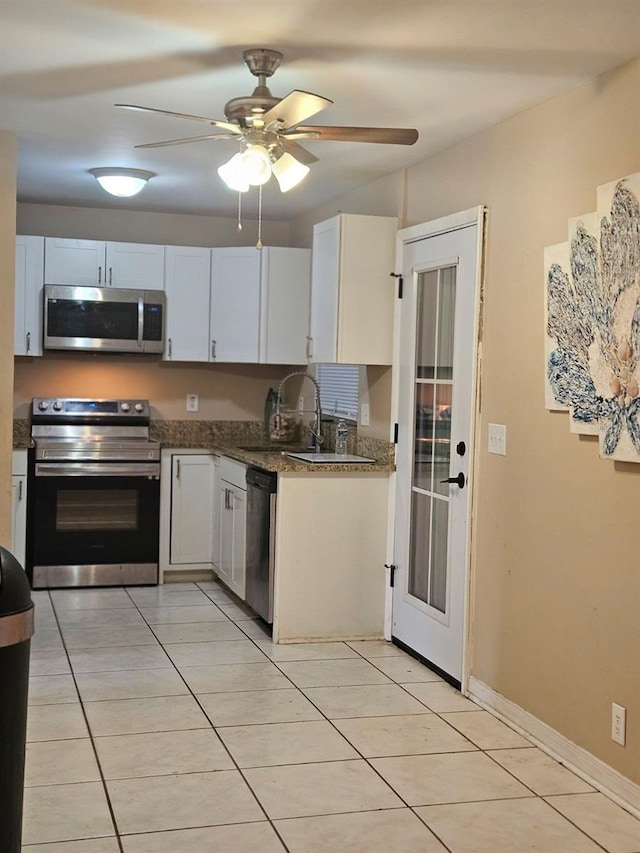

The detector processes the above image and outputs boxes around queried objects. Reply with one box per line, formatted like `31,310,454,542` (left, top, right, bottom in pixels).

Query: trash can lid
0,545,33,617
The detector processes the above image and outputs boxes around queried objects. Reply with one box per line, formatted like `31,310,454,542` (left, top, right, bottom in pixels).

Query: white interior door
392,209,482,685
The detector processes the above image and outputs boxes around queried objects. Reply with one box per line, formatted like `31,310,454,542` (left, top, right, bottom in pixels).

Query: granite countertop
210,443,394,473
154,420,395,473
13,418,396,473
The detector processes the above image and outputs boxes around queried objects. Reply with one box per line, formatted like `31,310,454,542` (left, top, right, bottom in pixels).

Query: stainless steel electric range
27,398,161,589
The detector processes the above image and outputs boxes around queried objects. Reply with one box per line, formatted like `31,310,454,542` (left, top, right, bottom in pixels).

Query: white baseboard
468,676,640,819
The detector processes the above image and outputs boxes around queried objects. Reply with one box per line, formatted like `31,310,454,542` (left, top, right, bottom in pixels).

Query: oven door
28,460,160,589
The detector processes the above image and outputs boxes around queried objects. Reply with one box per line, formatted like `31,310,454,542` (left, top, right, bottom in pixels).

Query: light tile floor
22,582,640,852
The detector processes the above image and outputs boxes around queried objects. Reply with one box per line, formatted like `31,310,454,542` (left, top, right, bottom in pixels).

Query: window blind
316,363,360,420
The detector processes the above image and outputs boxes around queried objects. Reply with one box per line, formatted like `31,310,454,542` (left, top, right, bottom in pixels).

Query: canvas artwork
544,171,640,462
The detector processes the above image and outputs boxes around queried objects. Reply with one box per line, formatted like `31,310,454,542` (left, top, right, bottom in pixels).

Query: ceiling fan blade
281,140,319,165
262,91,332,130
286,125,419,145
115,104,242,135
135,133,238,149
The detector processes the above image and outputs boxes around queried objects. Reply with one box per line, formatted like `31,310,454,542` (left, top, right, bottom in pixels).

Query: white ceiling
2,0,640,221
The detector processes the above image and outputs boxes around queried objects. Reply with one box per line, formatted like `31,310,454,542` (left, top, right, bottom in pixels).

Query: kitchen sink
286,452,376,464
236,444,311,453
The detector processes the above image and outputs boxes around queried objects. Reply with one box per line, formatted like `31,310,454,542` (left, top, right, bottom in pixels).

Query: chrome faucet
276,371,324,451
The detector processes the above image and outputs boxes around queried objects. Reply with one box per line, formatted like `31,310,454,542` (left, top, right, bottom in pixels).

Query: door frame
385,205,485,693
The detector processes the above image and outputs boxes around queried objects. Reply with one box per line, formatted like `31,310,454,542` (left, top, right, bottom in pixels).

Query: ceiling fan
116,48,419,193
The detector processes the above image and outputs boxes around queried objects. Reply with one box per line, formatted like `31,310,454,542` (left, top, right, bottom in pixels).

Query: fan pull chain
237,191,243,232
256,184,263,250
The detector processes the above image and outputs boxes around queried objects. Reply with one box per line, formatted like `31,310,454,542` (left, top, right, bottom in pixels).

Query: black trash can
0,545,34,853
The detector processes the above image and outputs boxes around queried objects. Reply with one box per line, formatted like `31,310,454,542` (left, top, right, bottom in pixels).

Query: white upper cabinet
105,242,165,289
210,247,262,363
15,236,44,357
164,246,212,362
44,238,165,289
210,246,311,365
309,214,397,364
260,247,311,364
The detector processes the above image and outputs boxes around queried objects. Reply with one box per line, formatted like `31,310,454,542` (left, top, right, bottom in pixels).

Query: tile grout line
44,589,126,853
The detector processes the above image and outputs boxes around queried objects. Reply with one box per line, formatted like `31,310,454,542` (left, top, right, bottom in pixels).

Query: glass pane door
409,266,456,614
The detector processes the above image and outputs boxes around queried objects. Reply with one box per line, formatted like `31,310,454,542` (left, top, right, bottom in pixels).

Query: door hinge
393,423,399,444
390,272,403,298
385,563,397,587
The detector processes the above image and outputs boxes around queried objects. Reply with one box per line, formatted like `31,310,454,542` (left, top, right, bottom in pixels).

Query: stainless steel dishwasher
245,466,277,624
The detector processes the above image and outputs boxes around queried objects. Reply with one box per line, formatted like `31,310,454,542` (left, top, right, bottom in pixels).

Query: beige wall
13,356,295,422
17,203,291,247
403,57,640,783
0,132,17,547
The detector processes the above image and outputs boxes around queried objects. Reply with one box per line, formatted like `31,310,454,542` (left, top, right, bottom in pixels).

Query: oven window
56,489,138,532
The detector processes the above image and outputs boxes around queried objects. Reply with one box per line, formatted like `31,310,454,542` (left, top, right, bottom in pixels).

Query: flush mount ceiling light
89,167,155,197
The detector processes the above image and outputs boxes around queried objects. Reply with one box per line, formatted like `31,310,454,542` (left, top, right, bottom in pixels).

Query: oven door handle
35,462,160,478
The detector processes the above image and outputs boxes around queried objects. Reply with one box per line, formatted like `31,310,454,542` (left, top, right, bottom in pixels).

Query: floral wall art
544,171,640,462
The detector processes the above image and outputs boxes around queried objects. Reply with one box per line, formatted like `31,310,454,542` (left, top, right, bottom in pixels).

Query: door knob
440,472,465,489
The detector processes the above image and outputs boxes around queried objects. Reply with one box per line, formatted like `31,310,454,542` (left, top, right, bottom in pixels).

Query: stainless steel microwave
44,285,165,354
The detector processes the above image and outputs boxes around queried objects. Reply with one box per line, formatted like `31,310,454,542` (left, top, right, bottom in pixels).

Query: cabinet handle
176,459,181,480
168,337,172,359
211,339,217,360
26,331,31,354
18,480,23,501
109,267,113,286
307,335,313,361
98,265,102,285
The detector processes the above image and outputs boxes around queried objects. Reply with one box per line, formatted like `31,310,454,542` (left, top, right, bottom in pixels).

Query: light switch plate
360,403,370,426
186,394,199,413
488,423,506,455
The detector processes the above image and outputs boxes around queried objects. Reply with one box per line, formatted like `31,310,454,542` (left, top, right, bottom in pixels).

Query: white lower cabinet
160,451,218,578
11,451,28,569
217,457,247,599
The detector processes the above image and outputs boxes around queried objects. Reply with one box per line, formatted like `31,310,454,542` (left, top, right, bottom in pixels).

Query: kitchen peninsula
158,424,394,645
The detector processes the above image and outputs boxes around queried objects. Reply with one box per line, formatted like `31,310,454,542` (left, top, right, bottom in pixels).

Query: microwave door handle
137,297,144,348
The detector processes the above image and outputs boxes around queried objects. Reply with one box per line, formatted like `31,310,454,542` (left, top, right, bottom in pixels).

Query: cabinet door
164,246,211,361
218,481,246,598
309,217,341,363
44,238,104,286
210,248,260,362
105,242,165,289
230,485,247,599
218,481,234,588
260,247,311,364
170,455,215,565
336,215,397,364
309,214,397,365
11,475,27,570
15,236,44,356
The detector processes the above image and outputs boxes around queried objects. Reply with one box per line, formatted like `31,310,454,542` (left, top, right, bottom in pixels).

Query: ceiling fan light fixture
271,152,310,192
239,144,272,186
89,167,154,197
217,153,250,192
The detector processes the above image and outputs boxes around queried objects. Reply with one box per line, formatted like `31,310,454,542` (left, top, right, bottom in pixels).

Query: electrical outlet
186,394,199,413
488,423,507,455
360,403,370,427
612,703,626,746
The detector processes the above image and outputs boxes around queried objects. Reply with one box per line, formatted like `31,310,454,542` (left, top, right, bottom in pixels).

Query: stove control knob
38,400,49,411
52,401,63,411
120,402,131,412
134,403,144,413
